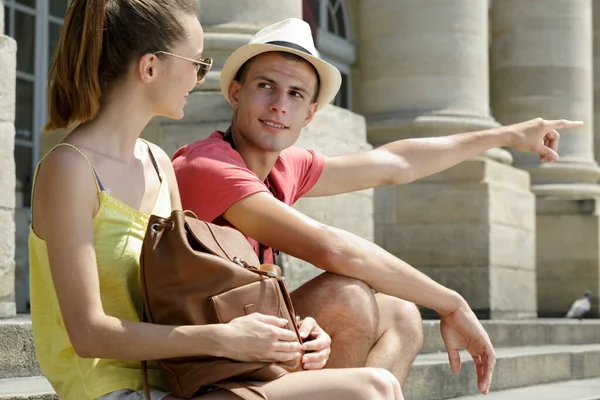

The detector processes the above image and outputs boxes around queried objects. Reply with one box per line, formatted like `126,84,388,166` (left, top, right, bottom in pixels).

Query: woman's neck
67,87,153,162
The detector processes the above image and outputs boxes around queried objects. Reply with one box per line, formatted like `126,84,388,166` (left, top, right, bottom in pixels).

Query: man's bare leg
290,272,424,385
367,293,424,385
291,272,379,369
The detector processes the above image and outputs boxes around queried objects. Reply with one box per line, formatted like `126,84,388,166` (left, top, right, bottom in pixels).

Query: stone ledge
421,319,600,354
0,376,56,400
537,197,600,215
405,344,600,399
452,377,600,400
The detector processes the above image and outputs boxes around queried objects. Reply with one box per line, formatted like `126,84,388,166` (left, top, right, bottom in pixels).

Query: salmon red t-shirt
172,131,325,263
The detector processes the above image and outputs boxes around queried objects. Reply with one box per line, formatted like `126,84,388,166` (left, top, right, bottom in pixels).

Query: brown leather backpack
140,210,303,399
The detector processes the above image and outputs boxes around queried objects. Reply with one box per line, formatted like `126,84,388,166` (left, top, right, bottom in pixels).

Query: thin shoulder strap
31,143,105,205
140,139,163,183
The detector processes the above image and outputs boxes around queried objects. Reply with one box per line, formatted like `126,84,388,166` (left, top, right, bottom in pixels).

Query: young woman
29,0,403,399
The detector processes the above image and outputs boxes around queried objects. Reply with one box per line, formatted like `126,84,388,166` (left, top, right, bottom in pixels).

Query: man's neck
226,126,280,182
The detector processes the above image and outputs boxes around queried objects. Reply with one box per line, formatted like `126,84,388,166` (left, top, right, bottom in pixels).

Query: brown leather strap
140,300,152,400
141,360,152,400
213,381,268,400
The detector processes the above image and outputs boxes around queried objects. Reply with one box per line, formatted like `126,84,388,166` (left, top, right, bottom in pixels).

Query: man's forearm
320,226,468,316
382,126,512,184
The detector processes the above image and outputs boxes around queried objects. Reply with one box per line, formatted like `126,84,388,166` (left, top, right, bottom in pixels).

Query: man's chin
253,139,294,153
263,145,289,153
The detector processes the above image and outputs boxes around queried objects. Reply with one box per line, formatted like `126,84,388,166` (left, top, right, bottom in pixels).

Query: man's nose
269,91,288,114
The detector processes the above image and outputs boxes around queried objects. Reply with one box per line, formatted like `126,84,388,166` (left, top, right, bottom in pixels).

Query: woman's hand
221,313,302,363
298,317,331,370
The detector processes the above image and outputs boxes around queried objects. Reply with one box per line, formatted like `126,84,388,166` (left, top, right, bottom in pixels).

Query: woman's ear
138,53,158,83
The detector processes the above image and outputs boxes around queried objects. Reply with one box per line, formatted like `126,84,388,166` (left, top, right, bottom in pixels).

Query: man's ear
303,102,319,127
138,53,157,83
228,80,243,109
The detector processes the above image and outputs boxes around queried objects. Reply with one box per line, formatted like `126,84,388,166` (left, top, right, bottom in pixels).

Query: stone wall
0,8,17,318
375,160,536,319
536,198,600,317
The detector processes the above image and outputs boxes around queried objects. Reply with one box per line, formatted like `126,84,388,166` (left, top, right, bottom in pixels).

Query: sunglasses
154,51,213,83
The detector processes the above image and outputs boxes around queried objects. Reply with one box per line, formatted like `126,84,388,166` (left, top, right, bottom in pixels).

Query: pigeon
565,290,592,320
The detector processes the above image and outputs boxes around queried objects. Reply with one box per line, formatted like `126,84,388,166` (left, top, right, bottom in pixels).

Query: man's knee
320,273,374,303
377,295,424,354
321,274,377,316
295,273,379,339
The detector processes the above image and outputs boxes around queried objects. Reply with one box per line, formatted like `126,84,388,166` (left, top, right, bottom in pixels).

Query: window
4,0,67,207
326,0,348,38
303,0,355,110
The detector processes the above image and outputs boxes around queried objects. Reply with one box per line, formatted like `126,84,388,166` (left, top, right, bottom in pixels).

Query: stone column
491,0,600,317
0,3,18,318
358,0,537,319
594,2,600,165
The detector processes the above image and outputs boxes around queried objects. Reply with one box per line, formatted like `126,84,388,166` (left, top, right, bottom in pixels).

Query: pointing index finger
546,119,584,130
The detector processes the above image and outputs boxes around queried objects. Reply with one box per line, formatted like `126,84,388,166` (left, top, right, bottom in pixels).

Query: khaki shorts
97,389,170,400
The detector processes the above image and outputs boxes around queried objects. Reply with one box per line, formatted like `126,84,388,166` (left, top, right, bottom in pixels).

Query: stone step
2,316,600,379
0,318,40,380
422,319,600,354
0,376,56,400
3,344,599,400
404,344,600,399
451,377,600,400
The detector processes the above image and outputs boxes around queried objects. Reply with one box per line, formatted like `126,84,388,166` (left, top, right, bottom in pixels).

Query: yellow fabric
29,143,172,400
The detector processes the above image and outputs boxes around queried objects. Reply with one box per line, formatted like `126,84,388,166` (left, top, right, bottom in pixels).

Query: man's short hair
233,51,321,103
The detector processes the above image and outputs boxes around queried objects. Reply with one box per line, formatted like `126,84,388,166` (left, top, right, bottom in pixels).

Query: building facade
1,0,599,319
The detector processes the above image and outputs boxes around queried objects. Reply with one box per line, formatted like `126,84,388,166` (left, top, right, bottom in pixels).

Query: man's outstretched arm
223,193,496,394
305,118,581,197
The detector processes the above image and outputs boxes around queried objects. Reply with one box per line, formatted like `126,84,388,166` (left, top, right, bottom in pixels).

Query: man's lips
260,119,288,129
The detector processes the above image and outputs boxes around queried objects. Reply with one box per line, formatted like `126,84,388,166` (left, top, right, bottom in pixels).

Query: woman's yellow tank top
29,143,172,399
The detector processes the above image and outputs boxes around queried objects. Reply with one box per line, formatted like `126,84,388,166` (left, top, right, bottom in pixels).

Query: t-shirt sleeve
286,147,325,203
174,147,270,222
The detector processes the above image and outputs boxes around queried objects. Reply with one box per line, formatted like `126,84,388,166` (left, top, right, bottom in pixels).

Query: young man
173,18,580,395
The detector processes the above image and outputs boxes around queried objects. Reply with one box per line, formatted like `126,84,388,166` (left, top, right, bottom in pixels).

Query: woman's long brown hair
45,0,198,131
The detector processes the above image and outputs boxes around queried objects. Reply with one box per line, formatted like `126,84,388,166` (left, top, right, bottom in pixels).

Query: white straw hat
220,18,342,111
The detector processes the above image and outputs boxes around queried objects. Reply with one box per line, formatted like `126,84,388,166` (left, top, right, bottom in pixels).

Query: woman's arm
32,148,299,361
